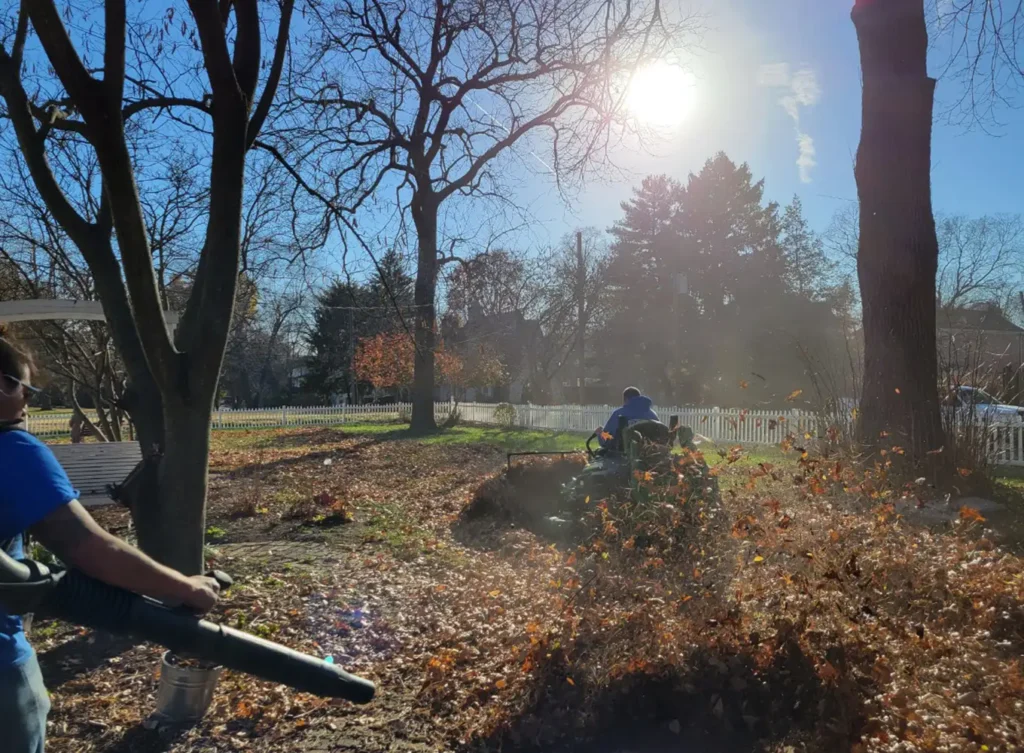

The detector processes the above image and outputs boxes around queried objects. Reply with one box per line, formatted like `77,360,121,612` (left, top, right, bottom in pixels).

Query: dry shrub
230,494,263,519
494,402,517,428
796,325,862,449
937,330,1024,478
229,448,268,518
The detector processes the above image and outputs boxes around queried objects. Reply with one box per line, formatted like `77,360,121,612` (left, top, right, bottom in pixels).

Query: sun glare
627,62,697,127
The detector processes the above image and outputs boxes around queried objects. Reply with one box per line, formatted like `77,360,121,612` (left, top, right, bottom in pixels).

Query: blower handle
0,547,34,583
161,569,233,614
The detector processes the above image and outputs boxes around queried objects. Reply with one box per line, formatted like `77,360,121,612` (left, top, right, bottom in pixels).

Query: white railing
26,401,1024,467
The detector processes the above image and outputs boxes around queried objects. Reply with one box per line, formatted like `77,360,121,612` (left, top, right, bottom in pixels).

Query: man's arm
29,501,219,612
598,409,621,448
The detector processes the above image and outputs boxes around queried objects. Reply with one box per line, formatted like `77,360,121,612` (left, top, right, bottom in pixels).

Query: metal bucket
155,652,222,721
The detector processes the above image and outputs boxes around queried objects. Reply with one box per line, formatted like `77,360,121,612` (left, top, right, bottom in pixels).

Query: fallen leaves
47,424,1024,753
959,506,986,523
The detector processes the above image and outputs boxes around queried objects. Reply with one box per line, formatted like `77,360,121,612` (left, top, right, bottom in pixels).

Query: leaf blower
0,547,375,704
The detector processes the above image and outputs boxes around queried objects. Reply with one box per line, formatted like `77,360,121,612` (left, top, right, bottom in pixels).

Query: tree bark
576,231,586,404
853,0,945,458
411,193,438,432
121,377,164,452
135,401,213,573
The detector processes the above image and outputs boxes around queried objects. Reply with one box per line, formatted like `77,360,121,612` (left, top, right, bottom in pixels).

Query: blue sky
513,0,1024,244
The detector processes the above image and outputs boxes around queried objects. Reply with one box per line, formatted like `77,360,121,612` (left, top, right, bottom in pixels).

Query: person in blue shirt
598,386,659,449
0,337,221,753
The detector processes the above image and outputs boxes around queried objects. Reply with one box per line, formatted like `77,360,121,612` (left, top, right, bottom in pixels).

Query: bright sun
627,62,697,126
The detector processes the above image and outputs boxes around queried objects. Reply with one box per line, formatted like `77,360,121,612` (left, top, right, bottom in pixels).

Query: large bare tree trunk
411,194,438,433
135,403,213,571
853,0,945,459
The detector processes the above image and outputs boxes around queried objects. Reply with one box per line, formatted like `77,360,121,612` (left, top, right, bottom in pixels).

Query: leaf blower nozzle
0,548,375,704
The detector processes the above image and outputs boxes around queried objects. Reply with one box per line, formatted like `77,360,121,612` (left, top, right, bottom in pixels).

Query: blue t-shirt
0,429,78,666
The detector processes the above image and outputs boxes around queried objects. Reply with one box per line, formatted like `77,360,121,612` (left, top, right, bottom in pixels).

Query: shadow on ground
38,630,137,689
254,426,417,449
462,635,869,753
101,722,190,753
219,439,381,478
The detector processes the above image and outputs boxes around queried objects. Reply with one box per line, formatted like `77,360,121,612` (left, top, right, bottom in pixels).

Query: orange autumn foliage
354,332,463,389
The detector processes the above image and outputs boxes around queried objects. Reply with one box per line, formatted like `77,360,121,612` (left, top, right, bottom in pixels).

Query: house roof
444,309,546,377
939,305,1024,333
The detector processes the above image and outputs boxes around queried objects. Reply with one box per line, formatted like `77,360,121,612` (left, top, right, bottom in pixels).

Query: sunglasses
1,373,41,400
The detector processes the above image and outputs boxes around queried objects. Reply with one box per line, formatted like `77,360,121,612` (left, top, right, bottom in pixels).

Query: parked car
944,386,1024,424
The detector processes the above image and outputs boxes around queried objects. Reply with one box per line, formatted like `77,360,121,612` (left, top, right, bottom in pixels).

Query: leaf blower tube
0,548,375,704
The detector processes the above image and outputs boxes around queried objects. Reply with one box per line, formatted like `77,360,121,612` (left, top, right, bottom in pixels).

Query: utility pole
576,231,586,405
347,305,356,405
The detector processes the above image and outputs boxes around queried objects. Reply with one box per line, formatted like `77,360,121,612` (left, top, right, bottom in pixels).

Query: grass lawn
331,422,589,453
208,421,587,453
323,421,791,463
31,423,1024,753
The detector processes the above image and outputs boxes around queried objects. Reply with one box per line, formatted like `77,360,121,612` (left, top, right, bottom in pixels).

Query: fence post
282,406,288,427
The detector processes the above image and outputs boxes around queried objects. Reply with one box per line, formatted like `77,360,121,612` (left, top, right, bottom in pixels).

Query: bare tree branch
232,0,262,102
104,0,127,101
25,1,103,112
248,0,295,145
187,0,241,97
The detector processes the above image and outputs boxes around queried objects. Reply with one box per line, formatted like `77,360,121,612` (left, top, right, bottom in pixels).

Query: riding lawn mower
506,415,719,537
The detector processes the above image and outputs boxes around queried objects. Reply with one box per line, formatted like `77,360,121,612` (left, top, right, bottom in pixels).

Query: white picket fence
457,402,822,445
25,402,817,442
984,424,1024,467
26,401,1024,466
24,403,415,438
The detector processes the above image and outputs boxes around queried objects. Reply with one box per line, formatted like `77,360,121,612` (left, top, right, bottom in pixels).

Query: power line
316,303,431,311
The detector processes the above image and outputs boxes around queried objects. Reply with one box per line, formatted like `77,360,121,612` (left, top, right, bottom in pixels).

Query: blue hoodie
599,395,658,448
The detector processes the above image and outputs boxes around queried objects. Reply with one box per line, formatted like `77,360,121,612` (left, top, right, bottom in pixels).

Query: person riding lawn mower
506,389,719,538
563,407,718,512
597,386,659,451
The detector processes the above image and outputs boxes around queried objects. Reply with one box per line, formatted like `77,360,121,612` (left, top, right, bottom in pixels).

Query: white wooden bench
49,442,143,507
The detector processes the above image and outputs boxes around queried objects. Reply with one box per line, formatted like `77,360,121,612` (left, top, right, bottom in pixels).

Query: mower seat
624,420,673,448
